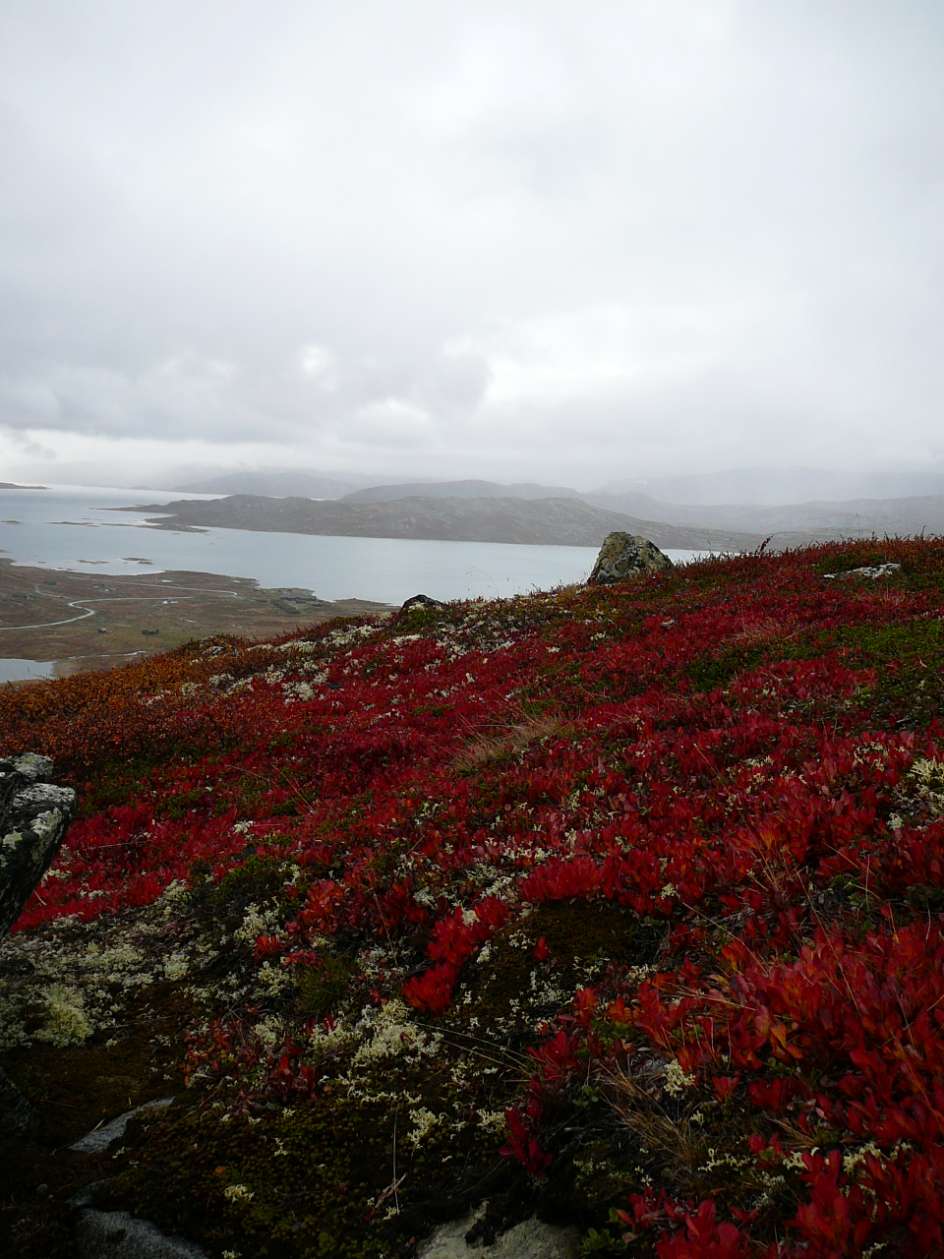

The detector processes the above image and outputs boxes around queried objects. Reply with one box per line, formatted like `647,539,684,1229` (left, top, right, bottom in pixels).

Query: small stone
587,533,673,586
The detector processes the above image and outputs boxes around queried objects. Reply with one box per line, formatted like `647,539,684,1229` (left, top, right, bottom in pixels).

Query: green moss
162,786,211,819
0,980,193,1259
812,550,900,577
296,955,356,1019
107,1096,398,1258
686,615,944,719
834,618,944,724
387,604,453,636
458,902,663,1039
580,1226,627,1256
106,1063,511,1259
687,632,824,693
189,853,298,942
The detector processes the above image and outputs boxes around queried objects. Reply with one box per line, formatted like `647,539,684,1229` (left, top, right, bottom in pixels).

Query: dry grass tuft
452,713,571,774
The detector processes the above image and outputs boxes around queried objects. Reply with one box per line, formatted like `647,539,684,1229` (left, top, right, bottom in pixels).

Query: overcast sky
1,1,942,490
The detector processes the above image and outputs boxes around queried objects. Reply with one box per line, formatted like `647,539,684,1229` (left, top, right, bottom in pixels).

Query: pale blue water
0,484,709,598
0,657,55,682
0,484,710,676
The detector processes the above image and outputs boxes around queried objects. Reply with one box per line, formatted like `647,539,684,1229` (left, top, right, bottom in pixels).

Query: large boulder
0,753,75,939
0,755,76,1135
587,532,672,585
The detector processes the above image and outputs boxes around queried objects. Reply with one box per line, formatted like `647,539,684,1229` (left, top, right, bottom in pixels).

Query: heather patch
3,540,944,1256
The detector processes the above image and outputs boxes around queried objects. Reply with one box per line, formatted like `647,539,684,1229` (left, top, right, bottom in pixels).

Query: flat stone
418,1212,579,1259
70,1097,175,1154
75,1211,208,1259
823,562,902,581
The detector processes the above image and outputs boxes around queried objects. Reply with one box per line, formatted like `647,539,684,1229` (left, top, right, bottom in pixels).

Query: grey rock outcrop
587,532,673,585
0,754,76,1136
70,1097,175,1154
75,1210,208,1259
1,753,76,939
418,1212,579,1259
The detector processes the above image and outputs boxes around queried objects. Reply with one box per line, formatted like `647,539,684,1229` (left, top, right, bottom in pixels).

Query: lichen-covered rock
0,754,75,939
5,752,54,782
587,532,672,585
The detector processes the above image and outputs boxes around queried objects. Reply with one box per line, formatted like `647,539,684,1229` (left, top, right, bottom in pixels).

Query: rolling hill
131,492,760,551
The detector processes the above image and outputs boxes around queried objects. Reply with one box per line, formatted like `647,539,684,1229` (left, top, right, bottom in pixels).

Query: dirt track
0,559,390,676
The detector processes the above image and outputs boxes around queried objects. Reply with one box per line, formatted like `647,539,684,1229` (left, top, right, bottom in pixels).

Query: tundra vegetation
2,538,944,1257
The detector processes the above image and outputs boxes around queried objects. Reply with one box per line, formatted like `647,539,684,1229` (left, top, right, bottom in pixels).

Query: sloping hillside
130,492,760,550
589,487,944,545
3,540,944,1257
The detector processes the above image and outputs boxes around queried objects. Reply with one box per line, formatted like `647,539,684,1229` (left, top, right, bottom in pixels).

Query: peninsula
124,493,761,551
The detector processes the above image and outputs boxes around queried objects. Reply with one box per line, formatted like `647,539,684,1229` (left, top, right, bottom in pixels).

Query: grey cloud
1,1,943,485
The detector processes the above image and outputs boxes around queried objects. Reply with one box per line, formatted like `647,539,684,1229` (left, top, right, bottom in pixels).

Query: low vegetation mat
3,538,944,1257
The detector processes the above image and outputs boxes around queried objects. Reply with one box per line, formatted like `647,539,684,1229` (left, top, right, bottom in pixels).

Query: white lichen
36,984,92,1047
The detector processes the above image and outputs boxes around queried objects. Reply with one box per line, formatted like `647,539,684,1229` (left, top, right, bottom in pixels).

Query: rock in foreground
587,531,672,585
0,753,75,938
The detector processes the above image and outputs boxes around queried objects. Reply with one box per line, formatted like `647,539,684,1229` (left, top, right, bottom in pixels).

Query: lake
0,484,709,604
0,657,56,683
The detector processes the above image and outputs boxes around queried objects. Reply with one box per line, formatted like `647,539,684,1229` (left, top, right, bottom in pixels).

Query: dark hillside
128,492,760,550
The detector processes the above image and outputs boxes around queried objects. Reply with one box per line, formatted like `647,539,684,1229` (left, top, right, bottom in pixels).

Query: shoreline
0,558,391,680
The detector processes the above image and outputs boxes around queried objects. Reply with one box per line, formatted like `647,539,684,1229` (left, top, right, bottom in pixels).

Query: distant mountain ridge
604,463,944,507
342,479,582,504
131,493,759,551
587,489,944,542
162,471,944,547
174,470,364,498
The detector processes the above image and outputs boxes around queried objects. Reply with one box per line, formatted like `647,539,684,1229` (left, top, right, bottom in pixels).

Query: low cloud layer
2,1,943,489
